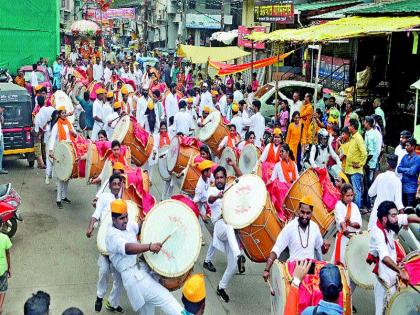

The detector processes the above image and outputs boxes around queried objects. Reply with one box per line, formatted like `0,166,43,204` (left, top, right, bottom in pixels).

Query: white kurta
135,96,148,126
199,91,213,116
394,144,407,179
309,140,341,169
193,176,210,215
230,115,244,139
260,143,280,163
272,218,323,261
92,99,104,141
173,110,194,136
368,171,404,230
34,107,55,133
165,92,178,121
250,112,265,148
271,160,298,183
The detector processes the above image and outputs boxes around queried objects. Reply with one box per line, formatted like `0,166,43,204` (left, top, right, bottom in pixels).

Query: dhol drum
158,146,171,182
398,225,420,253
238,144,262,176
223,174,284,262
344,232,376,289
166,136,200,175
197,111,228,157
180,157,201,196
171,194,200,218
141,200,202,291
219,147,238,177
53,138,89,181
79,111,87,130
111,115,154,166
54,90,75,124
122,167,152,219
283,168,335,237
270,260,351,315
97,200,139,255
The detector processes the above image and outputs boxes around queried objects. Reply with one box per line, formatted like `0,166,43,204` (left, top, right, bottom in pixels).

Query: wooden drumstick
161,227,179,246
267,280,275,296
223,178,239,194
202,119,212,127
408,283,420,295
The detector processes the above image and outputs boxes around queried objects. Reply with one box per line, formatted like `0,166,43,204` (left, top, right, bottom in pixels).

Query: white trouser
46,156,53,178
162,180,171,200
122,265,183,315
374,278,396,315
213,220,241,289
97,255,123,308
205,243,216,263
56,180,69,202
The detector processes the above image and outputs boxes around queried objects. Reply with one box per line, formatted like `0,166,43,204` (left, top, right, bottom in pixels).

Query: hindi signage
238,26,266,49
254,0,294,24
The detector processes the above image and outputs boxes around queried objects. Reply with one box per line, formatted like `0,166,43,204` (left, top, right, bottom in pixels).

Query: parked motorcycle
0,183,22,238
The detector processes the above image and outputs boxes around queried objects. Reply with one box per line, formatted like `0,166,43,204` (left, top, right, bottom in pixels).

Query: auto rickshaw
0,82,35,166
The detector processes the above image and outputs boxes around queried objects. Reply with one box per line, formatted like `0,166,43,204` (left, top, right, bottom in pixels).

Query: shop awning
248,16,420,43
176,45,250,64
295,0,362,13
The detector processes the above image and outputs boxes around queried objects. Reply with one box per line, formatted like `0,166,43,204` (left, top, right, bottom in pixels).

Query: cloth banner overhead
209,50,294,75
176,45,250,64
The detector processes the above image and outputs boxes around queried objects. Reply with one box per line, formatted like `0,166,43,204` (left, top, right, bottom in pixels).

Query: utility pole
220,0,225,31
143,0,148,53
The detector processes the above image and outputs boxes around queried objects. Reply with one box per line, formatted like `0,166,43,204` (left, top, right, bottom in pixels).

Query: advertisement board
238,26,266,49
254,0,294,24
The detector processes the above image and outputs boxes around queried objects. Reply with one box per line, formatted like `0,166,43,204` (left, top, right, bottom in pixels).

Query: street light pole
220,0,225,31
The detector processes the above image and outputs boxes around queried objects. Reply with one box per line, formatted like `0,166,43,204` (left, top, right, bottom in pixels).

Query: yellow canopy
177,44,250,64
248,16,420,43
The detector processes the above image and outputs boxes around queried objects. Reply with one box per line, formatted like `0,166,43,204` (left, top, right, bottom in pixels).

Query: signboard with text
254,0,294,24
86,8,136,22
238,26,266,49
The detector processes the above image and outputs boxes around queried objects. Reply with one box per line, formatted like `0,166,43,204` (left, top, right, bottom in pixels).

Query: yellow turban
232,103,239,113
56,105,66,111
211,90,218,96
182,274,206,303
35,84,43,91
300,195,314,208
147,100,154,110
96,88,106,95
114,101,121,109
112,162,125,171
203,106,210,113
273,128,282,136
107,91,114,98
197,160,213,172
111,199,127,215
121,86,129,95
187,97,193,103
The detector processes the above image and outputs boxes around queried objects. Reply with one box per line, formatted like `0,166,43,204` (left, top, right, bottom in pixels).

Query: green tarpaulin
0,0,59,74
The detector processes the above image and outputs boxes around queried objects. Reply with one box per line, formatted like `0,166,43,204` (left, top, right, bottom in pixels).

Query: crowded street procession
0,0,420,315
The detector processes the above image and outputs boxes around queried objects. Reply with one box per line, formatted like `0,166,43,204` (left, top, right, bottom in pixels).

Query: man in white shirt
30,64,39,93
368,154,404,230
218,86,228,117
93,57,104,82
69,49,79,64
249,100,265,148
105,199,183,314
199,84,213,117
368,201,420,315
233,82,244,103
394,130,410,178
173,100,194,136
229,104,244,139
288,92,303,120
263,196,328,282
203,164,245,303
92,89,106,141
134,65,143,90
135,90,149,126
86,174,124,313
105,101,124,139
165,84,179,125
103,62,113,86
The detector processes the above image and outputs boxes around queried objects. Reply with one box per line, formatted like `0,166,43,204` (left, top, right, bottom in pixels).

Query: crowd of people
1,46,419,315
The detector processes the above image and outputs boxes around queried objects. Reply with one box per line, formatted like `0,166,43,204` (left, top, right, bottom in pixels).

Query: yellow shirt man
345,132,367,175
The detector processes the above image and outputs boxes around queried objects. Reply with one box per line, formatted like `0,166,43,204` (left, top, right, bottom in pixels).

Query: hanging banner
254,0,294,24
86,8,136,21
238,26,266,49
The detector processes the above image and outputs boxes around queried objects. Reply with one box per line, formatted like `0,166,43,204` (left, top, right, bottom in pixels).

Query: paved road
3,159,375,315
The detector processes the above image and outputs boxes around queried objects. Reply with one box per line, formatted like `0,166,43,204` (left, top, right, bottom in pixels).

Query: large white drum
158,146,171,181
141,199,201,290
197,111,228,156
166,136,199,174
386,287,420,315
345,232,376,289
239,144,260,175
97,200,139,255
54,90,75,124
53,142,76,181
219,147,237,177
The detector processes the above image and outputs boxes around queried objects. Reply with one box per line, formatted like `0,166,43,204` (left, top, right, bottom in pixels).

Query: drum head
97,200,138,255
141,200,202,278
101,160,113,185
85,143,95,184
219,147,237,177
79,111,87,130
198,111,221,141
270,260,287,315
166,136,180,172
223,174,267,229
110,115,130,143
386,287,420,315
54,90,74,124
54,142,74,181
345,232,376,289
158,146,171,181
239,144,259,175
399,228,420,253
150,163,166,202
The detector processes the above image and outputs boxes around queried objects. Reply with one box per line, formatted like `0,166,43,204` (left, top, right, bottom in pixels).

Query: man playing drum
92,88,106,141
105,199,184,315
193,160,213,223
263,196,329,281
86,174,124,313
48,106,78,209
173,100,195,137
105,101,125,139
368,201,420,315
196,106,210,128
203,164,246,303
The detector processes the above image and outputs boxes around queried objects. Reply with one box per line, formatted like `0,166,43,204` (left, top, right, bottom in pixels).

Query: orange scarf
227,133,238,148
334,202,352,264
159,132,171,147
267,143,281,163
108,151,127,166
57,118,75,142
280,159,296,183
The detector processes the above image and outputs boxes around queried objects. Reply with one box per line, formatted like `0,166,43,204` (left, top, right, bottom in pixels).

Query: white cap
202,82,208,87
